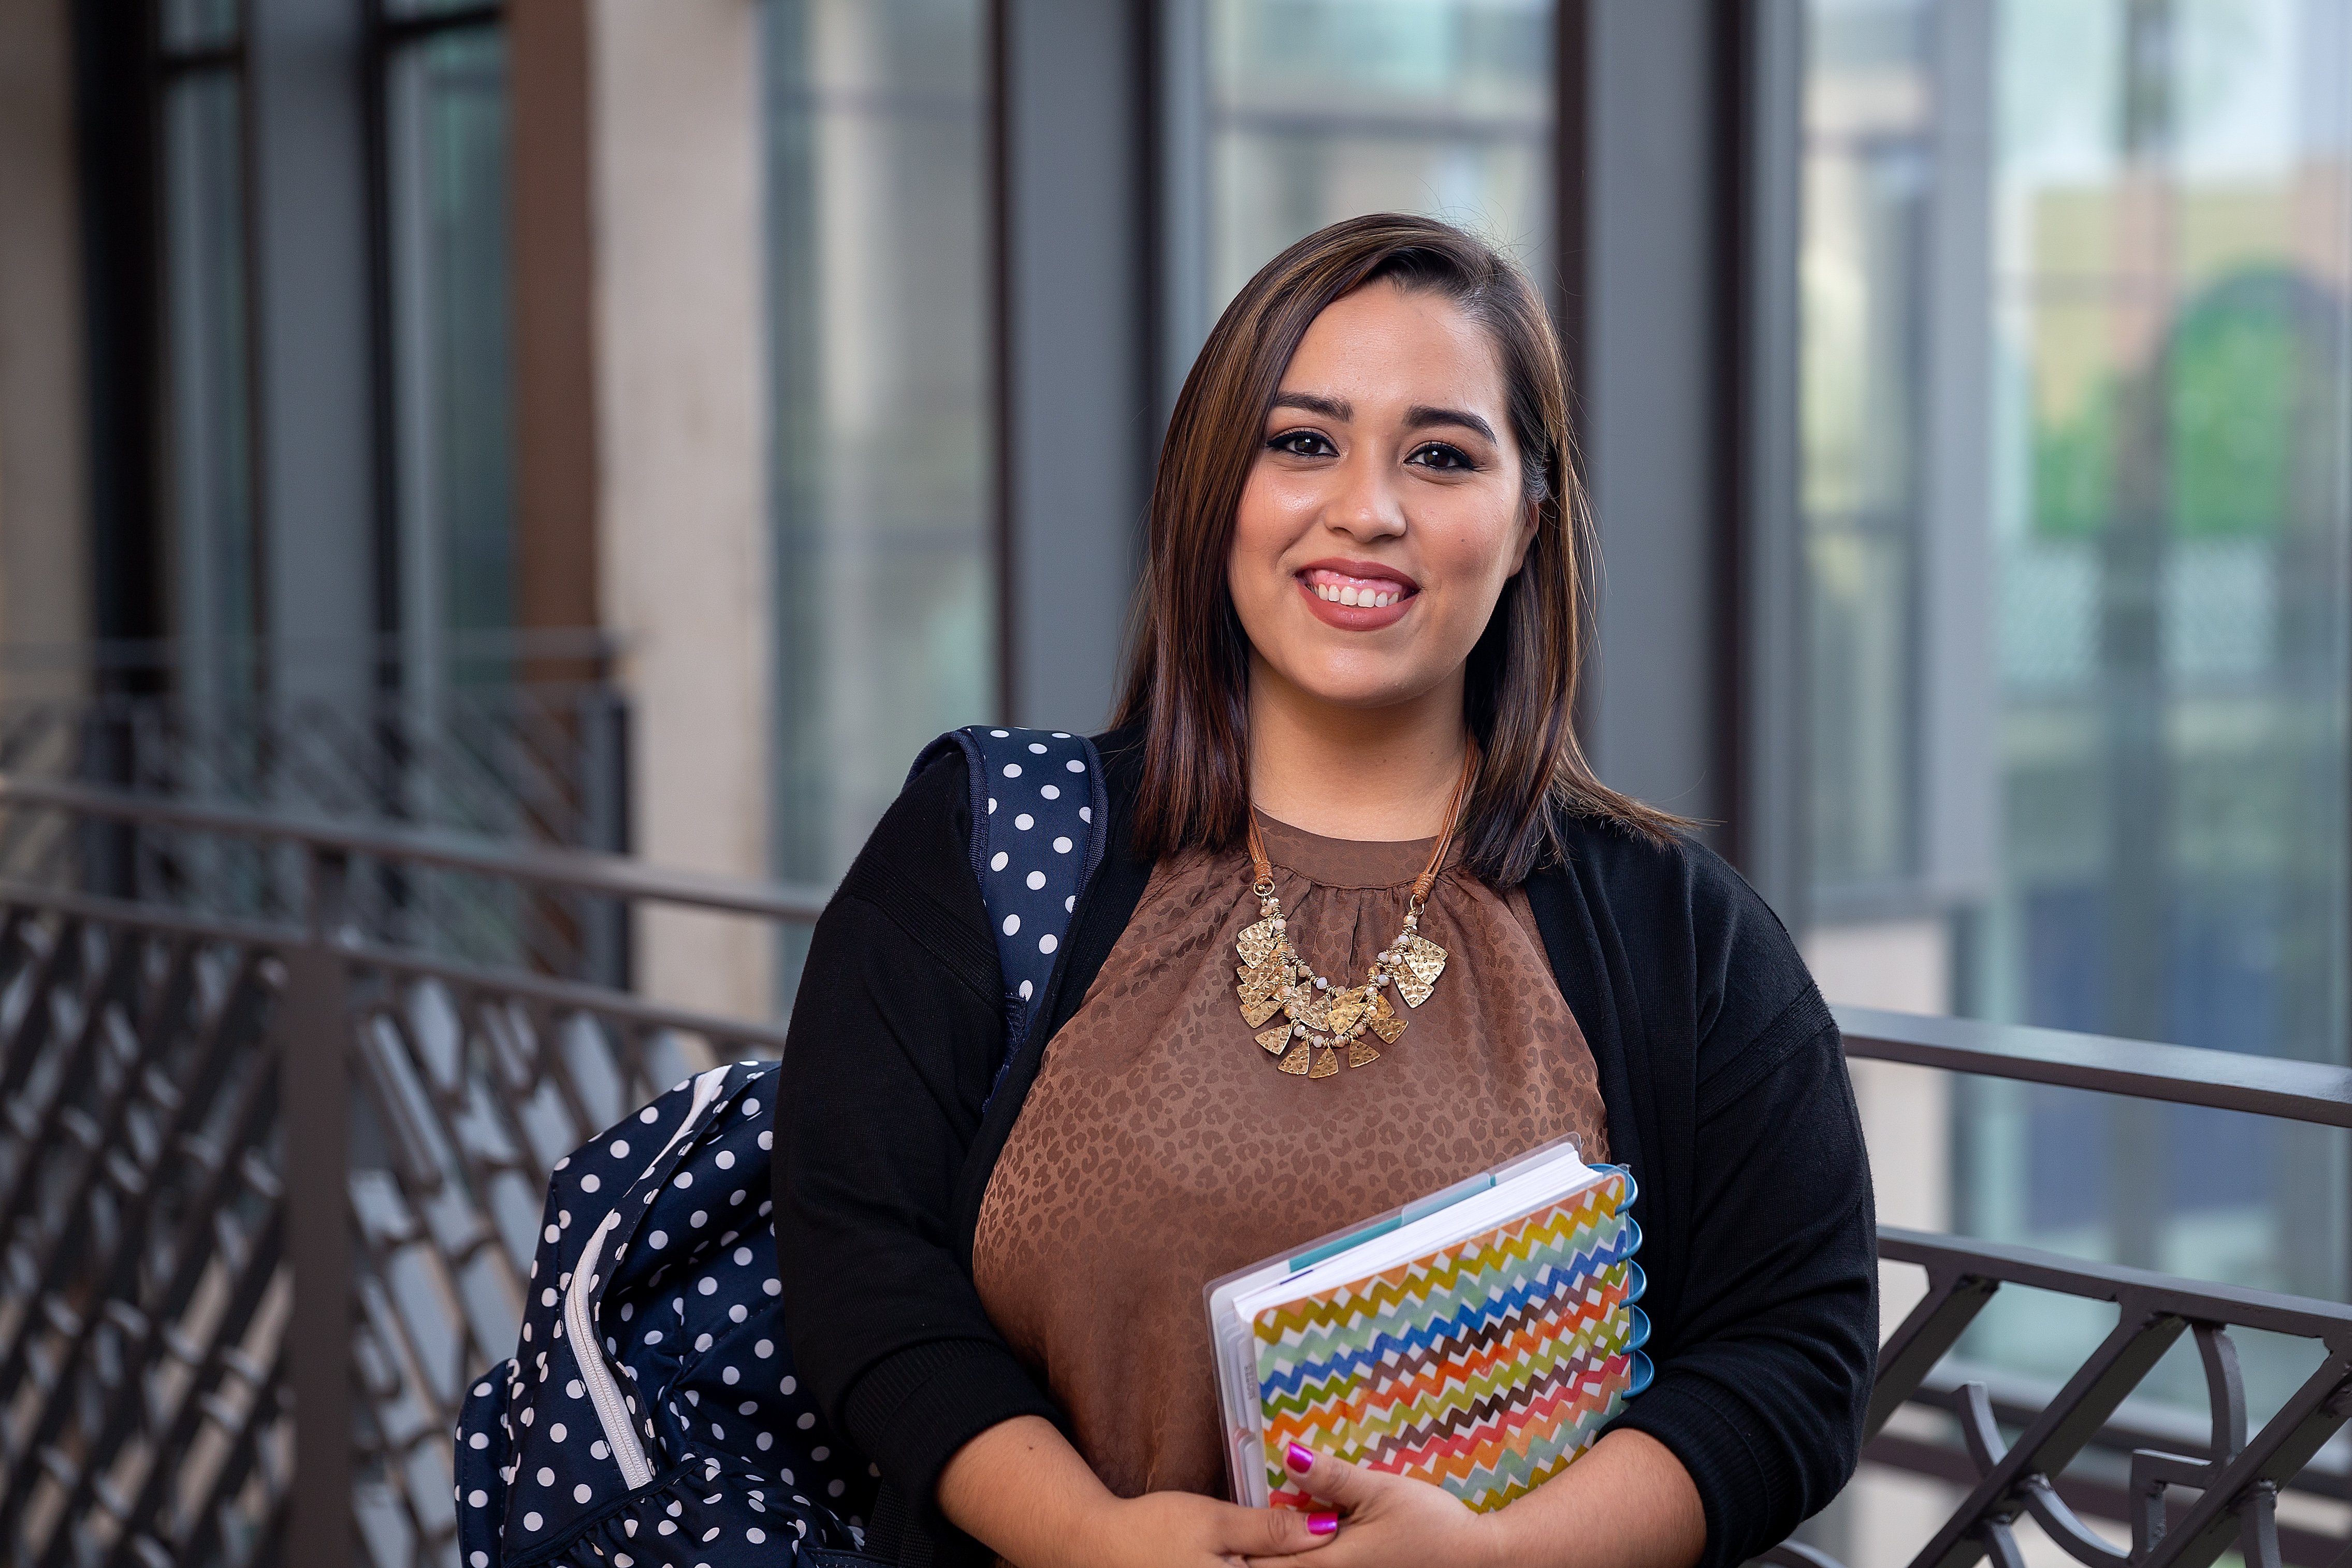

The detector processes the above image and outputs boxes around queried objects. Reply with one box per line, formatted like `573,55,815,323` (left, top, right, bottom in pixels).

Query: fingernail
1309,1513,1339,1537
1285,1442,1314,1474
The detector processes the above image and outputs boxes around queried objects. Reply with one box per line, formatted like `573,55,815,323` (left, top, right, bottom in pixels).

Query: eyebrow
1268,391,1497,445
1270,391,1351,421
1403,404,1498,443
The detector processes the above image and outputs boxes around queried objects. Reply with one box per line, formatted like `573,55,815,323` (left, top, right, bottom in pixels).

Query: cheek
1227,469,1301,600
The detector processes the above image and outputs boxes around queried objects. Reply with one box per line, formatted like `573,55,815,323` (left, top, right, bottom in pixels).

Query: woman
775,214,1875,1568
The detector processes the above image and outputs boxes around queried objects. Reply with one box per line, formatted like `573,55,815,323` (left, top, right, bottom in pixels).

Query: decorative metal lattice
0,905,289,1568
1761,1229,2352,1568
0,883,788,1568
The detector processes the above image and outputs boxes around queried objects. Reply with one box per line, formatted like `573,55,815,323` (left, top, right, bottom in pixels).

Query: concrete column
0,0,90,689
998,0,1153,731
590,0,773,1021
1573,0,1733,833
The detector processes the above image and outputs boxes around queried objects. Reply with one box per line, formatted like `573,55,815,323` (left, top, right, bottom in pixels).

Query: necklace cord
1245,740,1481,903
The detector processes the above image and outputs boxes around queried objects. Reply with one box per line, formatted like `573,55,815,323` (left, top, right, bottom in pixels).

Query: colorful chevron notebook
1205,1138,1650,1513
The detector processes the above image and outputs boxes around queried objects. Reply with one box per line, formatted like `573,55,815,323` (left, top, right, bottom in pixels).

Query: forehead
1277,282,1507,412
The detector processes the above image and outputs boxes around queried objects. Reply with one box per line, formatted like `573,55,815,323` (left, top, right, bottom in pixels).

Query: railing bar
344,942,791,1053
0,775,831,921
1839,1004,2352,1130
0,879,302,950
1869,1272,1999,1441
1881,1228,2352,1334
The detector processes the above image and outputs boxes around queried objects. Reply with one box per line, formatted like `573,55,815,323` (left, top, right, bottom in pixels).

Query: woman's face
1227,280,1535,715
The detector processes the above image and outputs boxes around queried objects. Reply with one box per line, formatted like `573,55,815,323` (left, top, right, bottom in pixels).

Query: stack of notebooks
1206,1137,1649,1513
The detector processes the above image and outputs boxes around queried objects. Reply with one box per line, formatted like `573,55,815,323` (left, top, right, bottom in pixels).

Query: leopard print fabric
970,812,1610,1502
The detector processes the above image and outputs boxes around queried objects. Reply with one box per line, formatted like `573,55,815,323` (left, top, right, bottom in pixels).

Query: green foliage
2033,383,2115,539
2030,268,2308,542
2167,278,2298,540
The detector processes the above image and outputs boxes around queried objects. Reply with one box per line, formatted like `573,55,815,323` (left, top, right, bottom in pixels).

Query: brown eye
1269,429,1337,458
1406,442,1475,471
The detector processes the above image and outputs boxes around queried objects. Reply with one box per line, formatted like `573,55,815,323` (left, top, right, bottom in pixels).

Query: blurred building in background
2,0,2351,1556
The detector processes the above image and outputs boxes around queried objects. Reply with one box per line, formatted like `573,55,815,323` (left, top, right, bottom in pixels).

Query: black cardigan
773,729,1876,1568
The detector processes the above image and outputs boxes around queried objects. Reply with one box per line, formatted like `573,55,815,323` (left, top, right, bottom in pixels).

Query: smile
1294,561,1418,629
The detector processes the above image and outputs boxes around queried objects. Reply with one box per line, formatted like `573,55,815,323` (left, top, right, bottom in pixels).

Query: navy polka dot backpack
454,728,1104,1567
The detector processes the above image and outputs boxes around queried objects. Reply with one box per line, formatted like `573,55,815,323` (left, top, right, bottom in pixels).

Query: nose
1325,446,1406,543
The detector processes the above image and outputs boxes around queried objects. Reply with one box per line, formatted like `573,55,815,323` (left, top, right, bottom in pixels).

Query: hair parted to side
1111,212,1684,883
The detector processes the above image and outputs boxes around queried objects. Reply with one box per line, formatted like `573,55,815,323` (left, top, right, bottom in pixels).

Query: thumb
1217,1499,1341,1559
1279,1444,1382,1512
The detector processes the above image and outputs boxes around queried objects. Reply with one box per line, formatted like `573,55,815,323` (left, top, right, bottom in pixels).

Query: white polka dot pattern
905,727,1105,1060
450,1061,873,1564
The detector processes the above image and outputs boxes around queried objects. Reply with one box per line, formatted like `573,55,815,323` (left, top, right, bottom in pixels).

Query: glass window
384,21,516,686
1201,0,1554,317
159,32,258,705
764,0,998,927
1801,0,2352,1467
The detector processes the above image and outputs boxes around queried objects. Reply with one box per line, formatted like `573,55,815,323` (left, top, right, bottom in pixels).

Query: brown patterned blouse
969,811,1610,1502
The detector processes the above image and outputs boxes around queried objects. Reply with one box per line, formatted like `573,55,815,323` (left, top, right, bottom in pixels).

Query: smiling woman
774,215,1877,1568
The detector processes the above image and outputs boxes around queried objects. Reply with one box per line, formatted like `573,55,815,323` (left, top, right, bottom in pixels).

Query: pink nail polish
1309,1513,1339,1537
1285,1442,1314,1474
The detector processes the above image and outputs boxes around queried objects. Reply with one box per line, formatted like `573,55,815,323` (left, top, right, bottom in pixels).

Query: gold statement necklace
1233,745,1477,1079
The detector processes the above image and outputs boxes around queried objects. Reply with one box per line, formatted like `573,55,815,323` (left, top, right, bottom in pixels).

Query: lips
1294,558,1418,630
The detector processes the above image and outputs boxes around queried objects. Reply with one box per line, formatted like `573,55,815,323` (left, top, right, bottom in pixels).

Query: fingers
1215,1497,1340,1560
1277,1444,1381,1512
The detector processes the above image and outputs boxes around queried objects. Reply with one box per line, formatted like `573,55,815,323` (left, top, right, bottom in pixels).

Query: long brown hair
1111,213,1682,882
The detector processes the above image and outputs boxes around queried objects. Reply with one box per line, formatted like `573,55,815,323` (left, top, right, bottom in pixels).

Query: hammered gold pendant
1255,1022,1297,1055
1322,985,1369,1036
1237,958,1285,1007
1367,989,1407,1044
1391,932,1447,1008
1307,1045,1341,1079
1348,1037,1383,1068
1276,1038,1313,1075
1237,917,1284,969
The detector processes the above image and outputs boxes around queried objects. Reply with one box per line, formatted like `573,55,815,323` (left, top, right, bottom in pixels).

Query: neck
1244,656,1468,840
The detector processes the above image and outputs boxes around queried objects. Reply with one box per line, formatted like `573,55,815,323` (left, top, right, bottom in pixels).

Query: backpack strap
907,726,1107,1071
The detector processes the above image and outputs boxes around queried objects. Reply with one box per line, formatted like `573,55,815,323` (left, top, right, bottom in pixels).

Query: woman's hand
939,1415,1338,1568
1245,1430,1705,1568
1243,1445,1499,1568
1102,1488,1343,1567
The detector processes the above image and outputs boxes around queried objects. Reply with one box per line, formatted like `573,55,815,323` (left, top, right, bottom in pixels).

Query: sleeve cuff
1611,1371,1778,1568
842,1338,1065,1515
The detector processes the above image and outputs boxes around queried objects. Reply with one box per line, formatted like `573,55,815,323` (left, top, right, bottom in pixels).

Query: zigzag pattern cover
1252,1170,1638,1513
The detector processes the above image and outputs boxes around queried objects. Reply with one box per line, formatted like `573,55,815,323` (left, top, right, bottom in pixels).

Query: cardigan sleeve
771,751,1064,1517
1605,845,1879,1568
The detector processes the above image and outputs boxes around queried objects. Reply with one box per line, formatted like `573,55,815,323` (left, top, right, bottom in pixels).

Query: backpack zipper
565,1214,653,1489
561,1066,734,1493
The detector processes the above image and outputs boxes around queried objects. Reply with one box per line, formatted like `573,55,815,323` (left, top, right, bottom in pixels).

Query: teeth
1308,580,1392,611
1308,578,1403,608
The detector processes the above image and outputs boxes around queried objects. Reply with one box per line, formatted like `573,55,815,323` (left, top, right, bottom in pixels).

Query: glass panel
386,25,515,686
161,0,239,53
764,0,996,928
1802,0,1930,893
1800,0,2352,1505
161,66,258,703
1204,0,1553,316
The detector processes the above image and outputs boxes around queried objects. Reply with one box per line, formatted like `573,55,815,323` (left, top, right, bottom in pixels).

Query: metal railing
0,635,632,980
0,776,820,1568
1,775,2348,1567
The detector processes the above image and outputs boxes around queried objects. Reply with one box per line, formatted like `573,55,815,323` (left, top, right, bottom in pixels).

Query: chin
1288,666,1425,712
